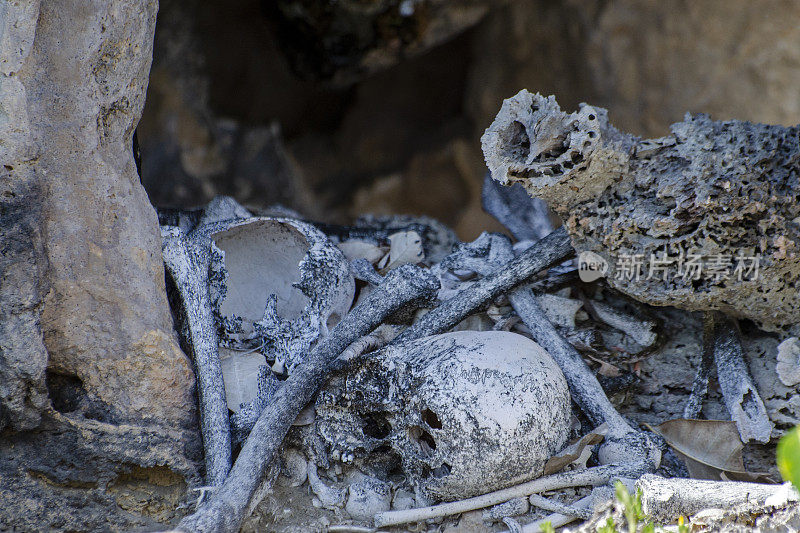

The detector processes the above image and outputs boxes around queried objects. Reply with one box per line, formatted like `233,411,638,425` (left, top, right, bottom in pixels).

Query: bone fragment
635,474,797,522
683,312,716,419
162,226,232,486
518,495,594,533
711,312,773,442
392,226,573,345
527,494,592,520
374,465,624,527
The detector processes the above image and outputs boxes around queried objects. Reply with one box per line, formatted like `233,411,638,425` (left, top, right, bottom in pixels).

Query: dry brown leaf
543,423,607,475
584,352,622,377
647,419,776,483
383,231,424,271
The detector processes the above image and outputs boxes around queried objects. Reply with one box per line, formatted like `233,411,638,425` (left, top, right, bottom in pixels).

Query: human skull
210,216,355,371
314,330,572,501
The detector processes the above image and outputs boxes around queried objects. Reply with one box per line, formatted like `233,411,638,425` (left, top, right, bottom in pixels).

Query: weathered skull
210,217,355,372
314,330,572,501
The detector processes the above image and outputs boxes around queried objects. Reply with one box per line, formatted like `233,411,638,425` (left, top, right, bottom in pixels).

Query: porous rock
483,91,800,334
314,330,572,501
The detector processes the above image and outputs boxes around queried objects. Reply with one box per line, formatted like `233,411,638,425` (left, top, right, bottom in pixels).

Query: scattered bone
586,301,658,348
321,213,458,265
482,497,529,521
683,312,716,419
350,258,385,286
161,226,232,486
563,328,602,353
230,365,280,445
374,465,624,528
334,324,400,367
776,337,800,387
316,331,572,501
536,293,584,330
292,404,316,426
509,284,660,472
427,228,659,473
393,226,573,344
337,240,387,265
381,230,424,271
280,448,308,488
502,517,523,533
527,494,592,520
210,217,355,370
516,494,594,533
327,526,377,533
177,264,439,533
635,474,798,523
711,313,774,443
392,489,416,511
219,347,270,412
307,463,346,509
481,174,556,242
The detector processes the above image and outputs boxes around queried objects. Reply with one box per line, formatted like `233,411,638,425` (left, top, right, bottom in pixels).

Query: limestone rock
0,0,50,433
483,91,800,334
10,0,198,430
0,0,200,527
0,411,201,531
466,1,800,140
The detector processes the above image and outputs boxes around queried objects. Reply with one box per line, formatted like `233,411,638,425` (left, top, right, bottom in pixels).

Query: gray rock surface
483,91,800,334
315,330,572,501
0,0,50,433
0,0,201,528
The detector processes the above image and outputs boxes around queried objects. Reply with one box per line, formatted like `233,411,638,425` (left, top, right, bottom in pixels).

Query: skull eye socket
421,408,442,429
360,413,391,439
432,462,451,478
409,426,436,457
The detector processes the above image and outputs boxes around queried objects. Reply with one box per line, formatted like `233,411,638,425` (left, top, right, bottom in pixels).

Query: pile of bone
158,194,678,530
160,93,800,532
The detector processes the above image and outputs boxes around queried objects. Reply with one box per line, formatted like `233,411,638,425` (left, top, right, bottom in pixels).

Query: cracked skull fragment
313,330,572,501
210,217,356,375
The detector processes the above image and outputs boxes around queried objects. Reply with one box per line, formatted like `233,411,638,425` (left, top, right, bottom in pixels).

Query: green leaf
597,516,617,533
777,425,800,491
614,481,639,533
539,520,556,533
